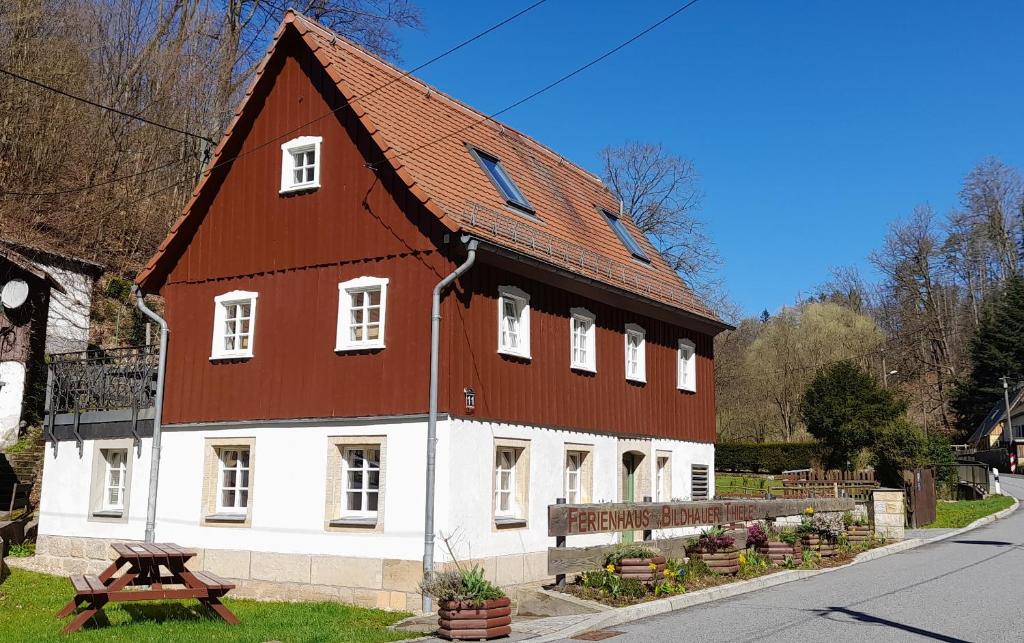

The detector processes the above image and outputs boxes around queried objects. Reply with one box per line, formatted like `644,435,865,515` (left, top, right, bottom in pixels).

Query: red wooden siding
154,30,717,442
443,263,716,443
158,33,451,424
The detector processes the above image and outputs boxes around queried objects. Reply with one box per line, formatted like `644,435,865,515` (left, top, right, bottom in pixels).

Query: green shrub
715,443,820,473
872,418,926,487
8,542,35,557
419,565,505,606
684,555,711,579
618,577,647,599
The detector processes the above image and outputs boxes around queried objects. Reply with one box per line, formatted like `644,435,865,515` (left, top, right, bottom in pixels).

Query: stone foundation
24,535,553,613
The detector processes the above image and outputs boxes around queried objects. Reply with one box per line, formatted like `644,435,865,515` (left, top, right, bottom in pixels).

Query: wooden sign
547,498,855,537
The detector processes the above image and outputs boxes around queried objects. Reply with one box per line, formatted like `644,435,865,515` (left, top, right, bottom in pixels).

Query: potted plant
798,506,822,552
689,526,739,575
811,513,844,557
750,522,800,565
843,511,872,544
606,544,666,581
420,565,511,641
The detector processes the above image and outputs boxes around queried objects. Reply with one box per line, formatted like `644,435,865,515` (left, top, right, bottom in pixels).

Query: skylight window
469,147,534,213
602,209,650,262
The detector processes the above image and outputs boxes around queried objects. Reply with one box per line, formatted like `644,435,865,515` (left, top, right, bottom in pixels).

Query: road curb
525,495,1019,642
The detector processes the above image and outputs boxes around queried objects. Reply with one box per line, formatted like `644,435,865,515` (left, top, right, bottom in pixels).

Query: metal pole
423,238,478,613
642,496,653,542
1001,376,1014,447
134,286,169,544
555,497,566,589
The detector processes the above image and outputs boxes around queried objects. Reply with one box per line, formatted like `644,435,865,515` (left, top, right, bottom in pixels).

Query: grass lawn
715,473,782,495
0,568,420,642
924,494,1016,529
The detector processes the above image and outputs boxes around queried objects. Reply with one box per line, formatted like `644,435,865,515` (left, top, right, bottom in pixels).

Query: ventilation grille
691,464,709,500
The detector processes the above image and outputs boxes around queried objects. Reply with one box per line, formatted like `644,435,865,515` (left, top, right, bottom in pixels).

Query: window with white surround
655,455,670,502
497,285,530,358
101,449,127,512
341,447,380,518
210,290,257,360
677,338,697,392
565,451,583,504
624,323,646,383
336,276,388,351
216,447,250,514
280,135,322,193
569,307,596,372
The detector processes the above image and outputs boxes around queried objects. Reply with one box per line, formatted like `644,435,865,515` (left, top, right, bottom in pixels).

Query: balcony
45,345,158,454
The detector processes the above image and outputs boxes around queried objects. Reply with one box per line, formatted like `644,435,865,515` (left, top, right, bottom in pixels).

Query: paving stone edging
524,496,1019,642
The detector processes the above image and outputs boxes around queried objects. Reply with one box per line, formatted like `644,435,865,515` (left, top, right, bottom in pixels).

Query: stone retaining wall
20,535,552,613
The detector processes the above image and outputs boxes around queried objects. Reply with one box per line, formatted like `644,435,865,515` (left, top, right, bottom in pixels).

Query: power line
0,157,198,198
207,2,552,174
0,3,549,199
0,67,214,143
372,0,705,167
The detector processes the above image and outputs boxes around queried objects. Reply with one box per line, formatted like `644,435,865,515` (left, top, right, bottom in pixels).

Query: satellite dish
1,279,29,309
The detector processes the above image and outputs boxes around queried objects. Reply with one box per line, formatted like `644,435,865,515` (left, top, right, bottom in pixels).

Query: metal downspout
423,237,478,613
133,285,169,544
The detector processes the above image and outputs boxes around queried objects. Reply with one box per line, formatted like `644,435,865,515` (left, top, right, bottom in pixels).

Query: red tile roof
137,11,718,322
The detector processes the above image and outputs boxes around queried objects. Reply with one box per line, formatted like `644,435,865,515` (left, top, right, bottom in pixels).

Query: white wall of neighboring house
33,260,94,354
0,361,26,448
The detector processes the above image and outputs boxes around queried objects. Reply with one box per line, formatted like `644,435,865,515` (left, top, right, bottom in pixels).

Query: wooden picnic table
57,542,239,634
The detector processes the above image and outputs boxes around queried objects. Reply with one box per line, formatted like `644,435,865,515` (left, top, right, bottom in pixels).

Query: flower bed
559,522,886,608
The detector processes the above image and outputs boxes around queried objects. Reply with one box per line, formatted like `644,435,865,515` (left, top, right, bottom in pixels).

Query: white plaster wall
438,418,715,561
0,361,26,448
40,418,436,561
37,262,93,353
38,437,150,541
38,416,716,564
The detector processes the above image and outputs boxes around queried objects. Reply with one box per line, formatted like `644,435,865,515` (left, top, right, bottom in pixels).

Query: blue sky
396,1,1024,317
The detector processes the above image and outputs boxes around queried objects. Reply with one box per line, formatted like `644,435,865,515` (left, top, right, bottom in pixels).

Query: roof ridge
288,10,610,189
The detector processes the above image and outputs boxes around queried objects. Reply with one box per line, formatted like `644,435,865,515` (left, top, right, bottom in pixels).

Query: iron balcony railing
45,344,158,454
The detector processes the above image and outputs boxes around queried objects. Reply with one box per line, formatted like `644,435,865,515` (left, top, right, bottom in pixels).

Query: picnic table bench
57,542,239,633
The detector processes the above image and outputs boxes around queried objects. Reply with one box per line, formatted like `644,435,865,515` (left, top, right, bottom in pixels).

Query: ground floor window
655,454,671,502
691,463,709,500
89,439,133,521
493,439,530,528
325,436,387,530
202,437,256,526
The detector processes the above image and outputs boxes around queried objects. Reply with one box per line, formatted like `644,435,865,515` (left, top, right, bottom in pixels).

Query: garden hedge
715,442,820,473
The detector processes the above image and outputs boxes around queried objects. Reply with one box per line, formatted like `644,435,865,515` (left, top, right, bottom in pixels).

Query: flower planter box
696,549,740,575
801,534,836,557
614,556,666,581
757,541,801,565
847,525,872,544
437,597,512,641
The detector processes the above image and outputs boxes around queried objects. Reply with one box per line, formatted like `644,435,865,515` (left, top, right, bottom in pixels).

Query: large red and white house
35,12,727,610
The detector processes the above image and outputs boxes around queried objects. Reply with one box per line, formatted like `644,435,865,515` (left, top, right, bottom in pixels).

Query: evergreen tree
952,275,1024,434
799,361,907,469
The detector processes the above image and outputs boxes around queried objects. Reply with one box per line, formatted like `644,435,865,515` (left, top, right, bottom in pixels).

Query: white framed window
655,455,670,502
497,285,530,359
101,449,127,512
336,276,388,351
341,447,381,518
569,307,596,372
677,338,697,392
565,451,583,504
280,135,322,193
210,290,257,360
216,447,251,514
495,447,517,517
624,323,646,383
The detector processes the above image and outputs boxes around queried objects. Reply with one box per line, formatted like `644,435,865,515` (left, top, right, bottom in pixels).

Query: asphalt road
596,476,1024,643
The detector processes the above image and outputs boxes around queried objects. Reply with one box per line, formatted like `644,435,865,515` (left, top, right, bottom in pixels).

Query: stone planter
847,525,872,544
696,549,740,575
757,541,801,565
437,597,512,641
614,556,666,581
801,534,836,557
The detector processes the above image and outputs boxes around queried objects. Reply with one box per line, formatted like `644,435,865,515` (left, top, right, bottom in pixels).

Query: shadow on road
815,606,970,643
949,540,1013,546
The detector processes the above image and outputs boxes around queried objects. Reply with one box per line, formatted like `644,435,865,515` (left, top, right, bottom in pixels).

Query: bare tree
600,142,720,298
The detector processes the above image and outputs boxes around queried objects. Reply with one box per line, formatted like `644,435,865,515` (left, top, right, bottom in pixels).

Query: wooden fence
781,469,878,501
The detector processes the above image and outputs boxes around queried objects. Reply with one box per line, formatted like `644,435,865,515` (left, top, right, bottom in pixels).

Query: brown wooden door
904,467,937,528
